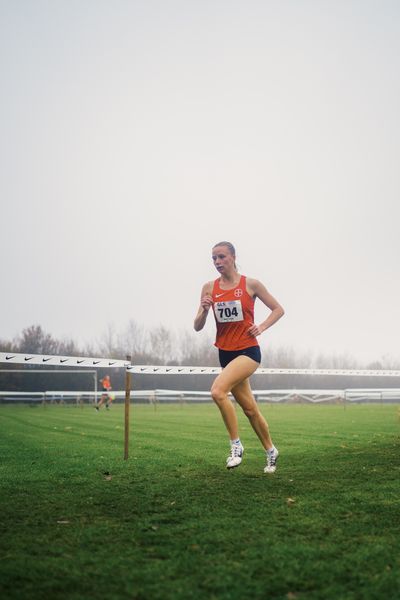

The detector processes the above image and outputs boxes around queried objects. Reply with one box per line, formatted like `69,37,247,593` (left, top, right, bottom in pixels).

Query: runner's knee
242,402,260,420
211,383,228,406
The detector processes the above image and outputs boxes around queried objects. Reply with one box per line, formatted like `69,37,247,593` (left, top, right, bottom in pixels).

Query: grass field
0,402,399,600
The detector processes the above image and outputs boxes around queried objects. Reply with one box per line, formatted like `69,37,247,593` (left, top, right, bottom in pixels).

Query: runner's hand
201,294,213,312
248,324,263,337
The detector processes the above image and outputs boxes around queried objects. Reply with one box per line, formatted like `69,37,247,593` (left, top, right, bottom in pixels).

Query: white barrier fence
2,352,400,377
0,352,128,368
2,388,400,405
128,365,400,376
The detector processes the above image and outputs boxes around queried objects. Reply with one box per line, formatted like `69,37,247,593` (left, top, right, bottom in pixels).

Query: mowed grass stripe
0,403,399,600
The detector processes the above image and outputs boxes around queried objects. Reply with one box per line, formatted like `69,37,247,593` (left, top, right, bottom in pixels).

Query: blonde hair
212,241,237,270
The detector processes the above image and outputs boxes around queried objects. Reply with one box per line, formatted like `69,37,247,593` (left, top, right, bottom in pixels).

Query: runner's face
212,246,235,273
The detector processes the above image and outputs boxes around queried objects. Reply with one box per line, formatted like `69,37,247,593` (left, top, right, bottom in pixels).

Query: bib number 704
214,300,244,323
218,306,238,319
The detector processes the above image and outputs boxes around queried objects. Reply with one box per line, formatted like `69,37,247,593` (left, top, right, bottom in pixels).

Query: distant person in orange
96,375,113,411
194,241,284,473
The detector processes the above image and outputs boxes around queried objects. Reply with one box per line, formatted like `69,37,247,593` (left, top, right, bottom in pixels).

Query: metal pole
124,356,132,460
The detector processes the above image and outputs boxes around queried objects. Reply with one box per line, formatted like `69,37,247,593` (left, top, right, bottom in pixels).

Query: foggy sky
1,1,400,363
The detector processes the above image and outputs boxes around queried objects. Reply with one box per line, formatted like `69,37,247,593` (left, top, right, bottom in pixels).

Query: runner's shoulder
202,280,214,295
245,277,265,296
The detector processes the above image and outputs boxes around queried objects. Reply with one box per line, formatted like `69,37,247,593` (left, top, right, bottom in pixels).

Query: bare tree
57,338,82,357
117,319,148,358
97,323,122,358
0,338,13,352
149,325,177,365
16,325,59,355
263,345,298,368
367,355,400,370
179,330,219,366
314,352,360,369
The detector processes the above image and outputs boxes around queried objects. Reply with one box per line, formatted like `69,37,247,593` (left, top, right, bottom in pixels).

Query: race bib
214,300,244,323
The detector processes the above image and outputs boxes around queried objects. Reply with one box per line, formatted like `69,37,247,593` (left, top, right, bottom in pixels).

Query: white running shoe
264,447,279,474
226,443,244,469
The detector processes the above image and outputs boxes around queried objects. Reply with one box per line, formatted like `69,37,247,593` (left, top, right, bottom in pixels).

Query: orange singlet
212,275,259,351
100,376,112,391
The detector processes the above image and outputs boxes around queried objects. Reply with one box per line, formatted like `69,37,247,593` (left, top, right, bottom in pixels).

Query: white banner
0,352,129,368
1,353,400,376
128,365,400,376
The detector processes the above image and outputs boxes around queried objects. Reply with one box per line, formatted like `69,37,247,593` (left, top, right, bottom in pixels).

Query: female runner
194,241,285,473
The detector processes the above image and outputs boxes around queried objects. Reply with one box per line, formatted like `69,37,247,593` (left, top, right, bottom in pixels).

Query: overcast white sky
1,0,400,363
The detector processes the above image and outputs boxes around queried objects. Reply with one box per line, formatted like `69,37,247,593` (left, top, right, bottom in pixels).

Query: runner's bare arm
247,278,285,337
194,282,213,331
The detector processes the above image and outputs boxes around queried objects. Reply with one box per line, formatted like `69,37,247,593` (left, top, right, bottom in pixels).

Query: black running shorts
218,346,261,368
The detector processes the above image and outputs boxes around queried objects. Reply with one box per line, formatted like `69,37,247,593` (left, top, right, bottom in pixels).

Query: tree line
1,322,399,393
1,322,399,369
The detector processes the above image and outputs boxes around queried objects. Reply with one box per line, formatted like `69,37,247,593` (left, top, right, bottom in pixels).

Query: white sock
230,438,241,446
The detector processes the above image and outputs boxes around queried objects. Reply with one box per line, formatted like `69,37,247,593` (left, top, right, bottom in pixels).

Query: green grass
0,402,399,600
